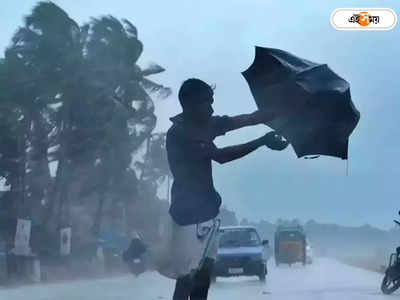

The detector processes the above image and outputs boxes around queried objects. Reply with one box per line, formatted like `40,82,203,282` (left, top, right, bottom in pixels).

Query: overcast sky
1,0,399,229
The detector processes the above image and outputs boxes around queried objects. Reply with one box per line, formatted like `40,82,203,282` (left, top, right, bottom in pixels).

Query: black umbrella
242,46,360,159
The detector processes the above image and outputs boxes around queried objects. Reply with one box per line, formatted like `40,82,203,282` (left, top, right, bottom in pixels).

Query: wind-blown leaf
140,78,172,99
122,19,138,38
141,63,165,77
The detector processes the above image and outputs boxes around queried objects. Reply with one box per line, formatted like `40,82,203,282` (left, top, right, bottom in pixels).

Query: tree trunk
17,115,28,219
27,108,52,222
43,98,71,231
92,187,106,236
43,157,64,231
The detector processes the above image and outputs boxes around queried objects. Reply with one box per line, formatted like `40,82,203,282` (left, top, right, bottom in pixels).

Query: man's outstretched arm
225,110,276,132
211,132,288,164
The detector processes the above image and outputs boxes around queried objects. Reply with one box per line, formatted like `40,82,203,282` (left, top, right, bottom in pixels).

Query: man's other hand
260,131,289,151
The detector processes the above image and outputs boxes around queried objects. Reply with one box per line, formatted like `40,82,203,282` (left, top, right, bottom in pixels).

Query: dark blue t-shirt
166,113,233,226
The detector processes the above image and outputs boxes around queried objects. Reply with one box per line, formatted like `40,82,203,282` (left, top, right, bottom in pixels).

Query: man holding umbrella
123,46,359,300
123,78,288,300
165,44,360,298
165,78,288,300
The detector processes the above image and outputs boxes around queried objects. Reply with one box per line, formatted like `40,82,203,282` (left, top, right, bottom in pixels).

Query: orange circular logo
358,11,371,26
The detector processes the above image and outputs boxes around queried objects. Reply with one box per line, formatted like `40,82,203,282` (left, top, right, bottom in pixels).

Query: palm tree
85,16,171,146
2,2,172,253
82,16,171,235
6,2,87,232
0,59,23,220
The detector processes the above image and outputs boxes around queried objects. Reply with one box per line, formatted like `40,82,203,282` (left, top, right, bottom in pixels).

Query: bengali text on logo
331,8,397,30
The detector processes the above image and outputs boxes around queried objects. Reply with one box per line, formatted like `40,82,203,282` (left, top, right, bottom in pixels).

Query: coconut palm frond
86,16,143,67
122,19,138,38
127,81,150,103
140,78,172,99
89,15,125,43
125,38,143,65
80,24,90,49
26,1,79,34
141,63,165,77
11,27,40,47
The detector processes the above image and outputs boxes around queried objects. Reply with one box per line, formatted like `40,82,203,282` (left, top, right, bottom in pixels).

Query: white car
213,226,270,282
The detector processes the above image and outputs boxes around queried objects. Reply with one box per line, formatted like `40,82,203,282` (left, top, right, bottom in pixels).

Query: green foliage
0,2,171,243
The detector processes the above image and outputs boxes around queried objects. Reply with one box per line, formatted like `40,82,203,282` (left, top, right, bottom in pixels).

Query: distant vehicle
212,226,269,282
381,211,400,294
274,225,307,267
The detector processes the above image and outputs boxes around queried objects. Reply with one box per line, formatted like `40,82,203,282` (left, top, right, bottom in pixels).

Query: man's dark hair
178,78,214,109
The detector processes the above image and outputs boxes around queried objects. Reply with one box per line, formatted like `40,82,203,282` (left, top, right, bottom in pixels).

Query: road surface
0,258,391,300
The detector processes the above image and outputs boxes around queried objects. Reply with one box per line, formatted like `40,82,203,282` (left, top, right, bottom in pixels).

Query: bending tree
1,2,171,254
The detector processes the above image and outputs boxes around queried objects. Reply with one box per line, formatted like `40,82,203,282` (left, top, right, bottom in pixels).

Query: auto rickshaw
274,225,306,267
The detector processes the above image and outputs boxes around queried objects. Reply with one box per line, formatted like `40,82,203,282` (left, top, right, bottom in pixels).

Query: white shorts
148,215,219,279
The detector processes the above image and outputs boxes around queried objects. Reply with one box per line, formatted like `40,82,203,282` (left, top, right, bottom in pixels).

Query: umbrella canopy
242,46,360,159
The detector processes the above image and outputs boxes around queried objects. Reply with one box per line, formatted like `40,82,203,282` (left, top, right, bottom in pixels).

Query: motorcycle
381,211,400,294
